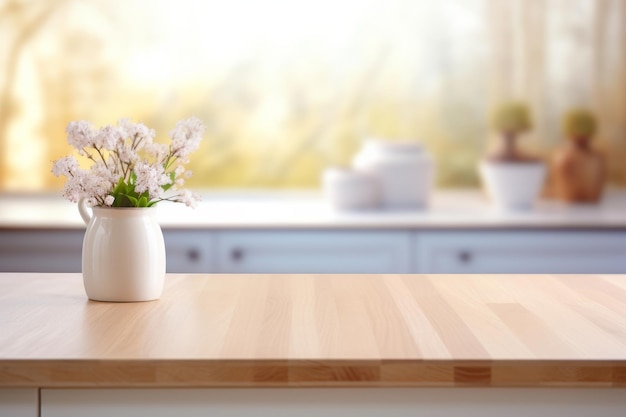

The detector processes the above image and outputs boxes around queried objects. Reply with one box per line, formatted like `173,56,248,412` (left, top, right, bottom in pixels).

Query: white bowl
479,161,546,211
322,167,378,211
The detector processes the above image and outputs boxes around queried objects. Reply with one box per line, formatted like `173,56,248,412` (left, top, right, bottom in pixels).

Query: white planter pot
78,199,165,302
352,139,434,209
479,161,546,211
321,167,378,211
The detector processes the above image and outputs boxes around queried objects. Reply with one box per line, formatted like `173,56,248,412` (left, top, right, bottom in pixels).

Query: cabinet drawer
0,389,38,417
164,230,215,273
0,230,216,274
414,231,626,273
41,388,626,417
216,231,411,273
0,230,83,272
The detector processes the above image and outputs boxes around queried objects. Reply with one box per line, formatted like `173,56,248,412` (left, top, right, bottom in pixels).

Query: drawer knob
187,249,200,262
458,250,473,263
231,248,244,262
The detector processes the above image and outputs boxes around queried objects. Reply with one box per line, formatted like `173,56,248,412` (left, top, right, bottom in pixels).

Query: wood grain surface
1,273,625,388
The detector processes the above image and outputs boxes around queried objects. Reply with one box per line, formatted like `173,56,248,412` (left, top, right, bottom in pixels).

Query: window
1,0,625,191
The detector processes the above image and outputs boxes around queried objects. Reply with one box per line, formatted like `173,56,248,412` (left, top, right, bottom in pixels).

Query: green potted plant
552,108,605,203
479,101,546,210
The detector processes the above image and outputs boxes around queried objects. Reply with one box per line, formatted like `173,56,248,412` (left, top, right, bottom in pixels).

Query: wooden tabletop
1,273,625,388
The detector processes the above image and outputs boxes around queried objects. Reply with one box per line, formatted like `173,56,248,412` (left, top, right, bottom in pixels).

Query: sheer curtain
488,0,626,185
0,0,625,190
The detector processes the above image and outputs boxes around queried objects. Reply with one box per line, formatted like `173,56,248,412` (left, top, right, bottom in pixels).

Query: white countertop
1,189,626,230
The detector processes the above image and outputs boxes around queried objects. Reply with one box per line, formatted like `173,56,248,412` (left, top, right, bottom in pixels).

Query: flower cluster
52,117,205,208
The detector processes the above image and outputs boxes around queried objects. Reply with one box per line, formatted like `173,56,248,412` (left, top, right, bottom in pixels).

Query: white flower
178,189,199,208
61,169,108,203
61,179,82,203
134,162,170,199
90,160,118,185
94,125,122,150
161,173,172,186
66,120,96,151
171,165,195,187
145,142,169,160
169,116,205,161
51,156,79,177
116,143,139,165
118,118,156,150
55,118,205,208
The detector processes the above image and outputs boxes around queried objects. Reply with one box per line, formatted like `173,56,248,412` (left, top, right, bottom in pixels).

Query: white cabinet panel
216,231,412,273
4,228,626,275
163,230,215,273
41,388,626,417
0,230,217,274
0,230,215,273
414,231,626,273
0,389,38,417
0,231,83,272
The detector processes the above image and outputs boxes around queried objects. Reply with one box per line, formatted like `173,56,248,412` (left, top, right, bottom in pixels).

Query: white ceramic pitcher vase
78,198,165,302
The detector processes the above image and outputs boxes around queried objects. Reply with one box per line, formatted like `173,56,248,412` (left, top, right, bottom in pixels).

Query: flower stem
94,147,108,169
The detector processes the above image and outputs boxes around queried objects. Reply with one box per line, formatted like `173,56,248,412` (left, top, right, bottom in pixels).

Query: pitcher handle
78,198,92,225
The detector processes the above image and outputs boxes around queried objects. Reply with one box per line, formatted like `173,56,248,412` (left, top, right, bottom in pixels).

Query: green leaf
110,179,130,206
112,193,131,207
126,195,138,206
138,196,148,207
112,178,126,195
162,171,176,192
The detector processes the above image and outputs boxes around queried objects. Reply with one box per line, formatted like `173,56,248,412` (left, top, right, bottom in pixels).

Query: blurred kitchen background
1,0,625,193
3,0,626,276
